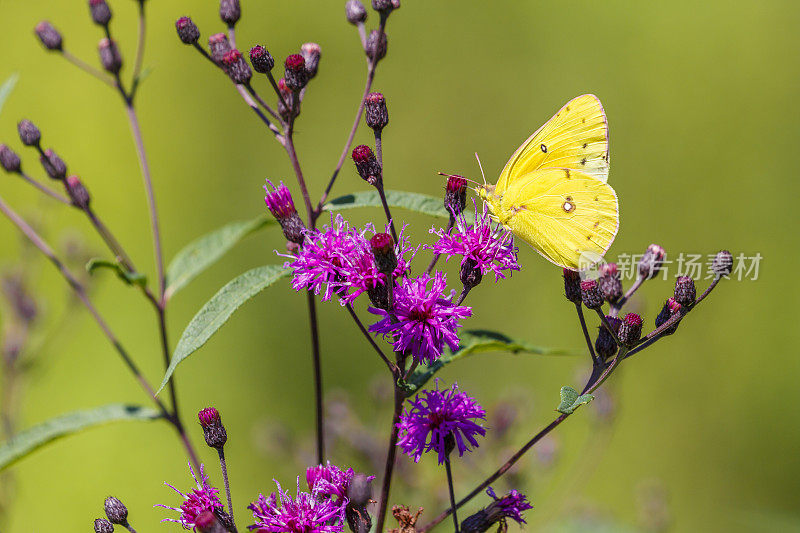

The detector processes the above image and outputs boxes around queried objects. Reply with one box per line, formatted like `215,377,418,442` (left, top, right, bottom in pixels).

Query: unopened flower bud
372,0,396,13
198,407,227,449
209,33,231,63
461,510,491,533
284,54,309,91
595,315,621,360
94,518,114,533
712,250,733,277
638,244,665,280
40,149,67,180
370,233,397,275
580,279,603,309
250,45,274,73
103,496,128,525
364,92,388,132
175,17,200,45
673,276,696,306
367,282,390,310
35,21,62,51
0,144,21,173
345,0,368,24
301,43,321,79
276,78,297,120
563,268,581,304
444,175,467,220
366,30,388,62
195,511,227,533
346,475,373,533
597,262,622,303
351,145,382,186
460,258,483,290
655,298,681,335
618,313,642,347
17,120,40,147
89,0,112,26
219,0,241,26
264,180,305,244
222,49,252,84
66,175,91,209
98,38,122,74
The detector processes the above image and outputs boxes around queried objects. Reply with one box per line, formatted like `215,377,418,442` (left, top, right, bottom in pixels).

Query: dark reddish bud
444,175,467,220
580,279,603,309
208,33,231,63
98,38,122,74
40,149,67,180
89,0,112,26
175,17,200,45
198,407,227,449
94,518,114,533
638,244,666,280
460,258,483,291
17,120,41,146
352,145,382,186
674,276,696,306
366,30,388,62
598,262,622,303
346,474,373,533
35,21,62,51
219,0,241,26
65,175,90,209
655,298,681,335
563,268,581,303
618,313,642,347
0,144,21,173
370,233,397,275
222,49,252,84
264,180,306,245
345,0,368,24
301,43,321,79
249,45,274,73
712,250,733,277
195,511,227,533
103,496,128,525
284,54,309,91
364,92,388,132
595,315,621,360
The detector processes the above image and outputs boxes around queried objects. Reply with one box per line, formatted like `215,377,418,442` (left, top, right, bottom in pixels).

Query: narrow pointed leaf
0,404,160,471
165,216,273,299
324,190,450,219
158,265,289,394
0,73,18,115
405,329,574,396
86,258,147,288
556,386,594,414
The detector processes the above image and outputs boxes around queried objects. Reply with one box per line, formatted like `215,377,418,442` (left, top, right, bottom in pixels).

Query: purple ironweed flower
429,203,519,282
157,463,224,530
248,478,346,533
284,215,413,304
306,463,376,507
396,380,486,464
485,487,533,524
369,272,471,365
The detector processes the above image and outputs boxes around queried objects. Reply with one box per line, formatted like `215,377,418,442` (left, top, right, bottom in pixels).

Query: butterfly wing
498,167,619,270
495,94,610,195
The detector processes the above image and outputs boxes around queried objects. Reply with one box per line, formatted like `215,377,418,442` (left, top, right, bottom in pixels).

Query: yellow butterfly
477,94,619,270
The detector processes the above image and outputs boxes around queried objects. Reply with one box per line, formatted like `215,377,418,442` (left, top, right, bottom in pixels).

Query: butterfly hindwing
496,94,610,195
498,168,619,270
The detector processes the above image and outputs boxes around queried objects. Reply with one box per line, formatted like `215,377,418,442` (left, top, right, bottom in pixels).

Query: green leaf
324,190,450,219
86,258,147,288
0,404,160,471
165,216,273,300
0,73,19,116
405,330,574,396
157,265,289,394
556,386,594,415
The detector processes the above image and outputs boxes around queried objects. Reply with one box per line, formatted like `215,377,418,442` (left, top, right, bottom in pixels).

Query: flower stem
345,303,396,374
574,303,598,363
425,219,454,274
610,276,644,317
16,171,70,205
218,448,235,524
306,292,324,465
444,458,460,533
129,0,147,100
376,387,403,533
61,50,116,88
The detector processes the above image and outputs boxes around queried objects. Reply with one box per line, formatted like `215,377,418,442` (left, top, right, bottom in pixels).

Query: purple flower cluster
369,272,472,365
429,203,519,281
397,380,486,464
157,463,224,530
305,462,370,505
248,478,346,533
486,487,533,524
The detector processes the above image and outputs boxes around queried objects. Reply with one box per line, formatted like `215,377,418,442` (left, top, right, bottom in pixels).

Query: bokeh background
0,1,798,531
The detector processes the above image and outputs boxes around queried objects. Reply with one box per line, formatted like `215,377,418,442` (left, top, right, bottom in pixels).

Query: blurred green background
0,1,798,531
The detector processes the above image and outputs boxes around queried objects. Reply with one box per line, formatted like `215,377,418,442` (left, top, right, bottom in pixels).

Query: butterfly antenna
475,152,487,186
436,172,482,187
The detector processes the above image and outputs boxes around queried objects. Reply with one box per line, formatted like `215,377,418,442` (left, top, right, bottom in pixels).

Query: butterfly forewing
496,94,610,195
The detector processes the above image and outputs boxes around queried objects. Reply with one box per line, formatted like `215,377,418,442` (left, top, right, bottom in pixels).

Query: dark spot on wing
540,144,547,153
565,196,573,202
580,158,587,165
581,117,586,123
593,221,599,228
594,196,599,201
566,106,570,112
582,143,588,149
564,169,571,179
